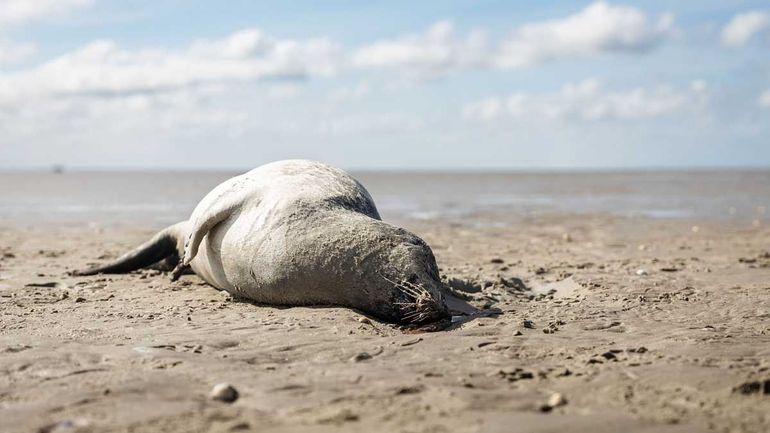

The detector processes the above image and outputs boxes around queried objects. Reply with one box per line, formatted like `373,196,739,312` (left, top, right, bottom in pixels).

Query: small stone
547,392,567,408
357,317,372,325
562,233,573,242
543,324,558,334
522,319,535,329
490,258,504,264
636,269,648,276
540,393,567,411
514,330,523,336
210,383,239,403
75,297,86,303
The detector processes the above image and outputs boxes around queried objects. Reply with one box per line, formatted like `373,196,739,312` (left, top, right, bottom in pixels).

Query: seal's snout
392,276,450,326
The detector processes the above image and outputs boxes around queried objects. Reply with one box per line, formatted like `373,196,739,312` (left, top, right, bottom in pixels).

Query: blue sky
0,0,769,169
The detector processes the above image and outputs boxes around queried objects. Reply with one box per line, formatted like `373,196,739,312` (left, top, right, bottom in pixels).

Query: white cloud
0,28,340,152
0,0,93,26
318,112,423,135
464,79,708,122
352,3,673,76
0,40,36,63
0,28,339,103
759,89,770,108
266,83,301,100
351,21,487,77
720,11,770,47
462,97,502,121
329,81,371,101
495,2,674,69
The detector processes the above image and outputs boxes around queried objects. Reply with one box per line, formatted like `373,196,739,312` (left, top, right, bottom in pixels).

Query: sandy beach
4,0,770,431
1,211,768,433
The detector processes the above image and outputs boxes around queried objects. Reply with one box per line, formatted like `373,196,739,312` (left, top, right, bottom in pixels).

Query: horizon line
1,164,770,174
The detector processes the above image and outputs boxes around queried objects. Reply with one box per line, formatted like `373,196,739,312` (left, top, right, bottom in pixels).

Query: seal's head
299,214,451,328
377,231,451,327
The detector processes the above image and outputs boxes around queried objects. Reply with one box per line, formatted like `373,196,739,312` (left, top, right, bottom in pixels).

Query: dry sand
1,214,769,433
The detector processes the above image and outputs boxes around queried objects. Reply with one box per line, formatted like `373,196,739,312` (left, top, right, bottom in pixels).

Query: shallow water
0,169,768,227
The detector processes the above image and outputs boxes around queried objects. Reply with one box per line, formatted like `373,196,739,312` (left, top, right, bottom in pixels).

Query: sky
0,0,769,170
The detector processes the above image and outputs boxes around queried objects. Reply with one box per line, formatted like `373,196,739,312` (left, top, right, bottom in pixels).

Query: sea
0,170,768,227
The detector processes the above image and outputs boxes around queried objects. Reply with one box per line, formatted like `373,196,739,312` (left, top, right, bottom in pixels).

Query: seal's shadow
225,287,500,332
442,291,502,330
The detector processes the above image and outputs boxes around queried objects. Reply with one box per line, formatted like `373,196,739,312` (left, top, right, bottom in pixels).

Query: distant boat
51,164,65,174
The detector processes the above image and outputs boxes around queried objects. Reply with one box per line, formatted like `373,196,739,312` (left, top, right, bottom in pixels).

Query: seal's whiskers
381,275,441,324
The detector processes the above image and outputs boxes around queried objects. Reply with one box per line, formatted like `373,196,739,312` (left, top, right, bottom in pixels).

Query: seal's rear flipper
74,222,187,276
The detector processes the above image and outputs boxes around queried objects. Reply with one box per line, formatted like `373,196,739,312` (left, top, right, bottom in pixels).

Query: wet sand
1,214,769,433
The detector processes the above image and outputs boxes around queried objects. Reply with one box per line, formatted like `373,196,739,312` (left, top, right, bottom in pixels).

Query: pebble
210,383,239,403
543,325,558,334
636,269,648,276
522,319,535,329
541,392,567,412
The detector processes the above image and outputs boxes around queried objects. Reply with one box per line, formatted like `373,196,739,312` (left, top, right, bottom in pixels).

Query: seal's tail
74,221,188,276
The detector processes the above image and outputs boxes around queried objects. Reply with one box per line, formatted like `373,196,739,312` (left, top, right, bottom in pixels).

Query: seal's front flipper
182,204,236,266
74,221,187,276
182,179,252,266
170,262,190,282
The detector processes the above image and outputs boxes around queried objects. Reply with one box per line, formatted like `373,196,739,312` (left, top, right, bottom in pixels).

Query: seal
76,160,450,326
